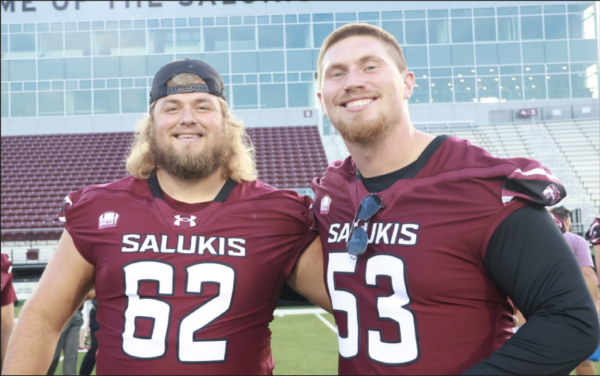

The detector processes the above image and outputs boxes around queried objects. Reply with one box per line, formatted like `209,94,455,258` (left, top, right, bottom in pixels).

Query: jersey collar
147,170,237,204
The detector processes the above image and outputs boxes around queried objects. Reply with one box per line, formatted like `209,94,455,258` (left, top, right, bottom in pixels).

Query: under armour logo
174,215,197,227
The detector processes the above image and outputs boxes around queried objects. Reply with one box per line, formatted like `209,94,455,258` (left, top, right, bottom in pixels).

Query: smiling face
318,35,414,144
149,85,231,180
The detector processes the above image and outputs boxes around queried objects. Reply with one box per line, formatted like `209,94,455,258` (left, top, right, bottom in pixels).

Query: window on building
567,6,597,39
258,51,284,72
93,57,120,78
121,30,146,55
9,60,35,81
429,45,451,67
451,45,474,66
1,93,8,118
122,88,147,113
545,41,568,63
497,43,521,65
382,21,403,44
10,34,36,58
287,50,314,71
286,24,311,49
120,56,148,77
94,89,119,114
498,17,519,41
409,78,430,103
451,19,473,43
38,59,65,80
313,23,333,48
500,75,523,101
520,16,543,40
232,52,258,73
38,91,64,116
231,26,256,51
474,18,496,41
522,42,545,64
430,77,453,103
428,19,449,44
203,52,229,74
404,46,428,68
233,85,258,109
93,31,119,55
476,44,498,65
260,84,286,108
287,82,314,107
66,90,92,115
547,74,570,99
11,92,36,117
258,25,284,49
544,15,568,39
148,29,174,54
524,75,547,100
405,20,427,44
38,33,63,57
65,32,91,56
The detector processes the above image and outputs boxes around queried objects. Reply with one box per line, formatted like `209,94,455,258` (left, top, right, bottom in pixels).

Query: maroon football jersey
59,176,316,375
311,136,565,375
586,218,600,245
1,253,17,307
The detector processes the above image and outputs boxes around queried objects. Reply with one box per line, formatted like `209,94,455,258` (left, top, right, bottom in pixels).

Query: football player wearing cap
310,23,598,374
1,253,17,371
4,59,330,375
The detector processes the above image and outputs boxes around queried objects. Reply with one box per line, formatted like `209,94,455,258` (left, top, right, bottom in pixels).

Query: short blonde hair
317,23,407,90
126,73,257,183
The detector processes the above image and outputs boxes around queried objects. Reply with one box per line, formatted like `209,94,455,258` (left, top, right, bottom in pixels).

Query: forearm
1,305,15,372
582,267,600,317
3,302,62,374
595,245,600,277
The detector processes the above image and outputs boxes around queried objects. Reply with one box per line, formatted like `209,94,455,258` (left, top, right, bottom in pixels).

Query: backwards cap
149,58,226,105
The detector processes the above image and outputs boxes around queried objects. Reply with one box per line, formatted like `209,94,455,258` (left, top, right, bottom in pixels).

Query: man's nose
179,105,197,126
344,68,366,91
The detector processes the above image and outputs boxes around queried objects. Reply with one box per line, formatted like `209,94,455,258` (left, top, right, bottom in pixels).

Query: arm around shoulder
2,230,95,375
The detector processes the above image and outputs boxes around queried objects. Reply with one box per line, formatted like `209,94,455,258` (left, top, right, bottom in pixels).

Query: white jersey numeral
327,252,420,366
122,260,235,363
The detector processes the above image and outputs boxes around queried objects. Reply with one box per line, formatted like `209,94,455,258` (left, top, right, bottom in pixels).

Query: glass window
285,15,296,24
38,33,63,57
571,69,598,98
92,21,104,30
451,19,473,43
476,44,498,65
313,23,334,48
232,52,258,73
135,78,146,87
121,30,146,55
11,83,23,91
273,73,285,82
66,90,92,115
121,20,132,29
451,9,472,17
93,56,120,78
569,40,599,61
429,46,451,67
430,78,452,103
428,19,449,44
451,44,474,66
122,88,147,113
202,52,229,74
203,27,228,52
93,31,118,55
524,65,545,73
568,12,597,39
413,69,429,78
497,43,520,64
359,12,379,21
286,24,311,48
10,34,35,58
231,26,256,50
287,50,314,71
9,24,22,33
271,15,283,24
477,77,499,102
522,42,545,64
38,91,64,116
545,41,568,63
1,35,7,59
405,10,425,19
428,9,448,18
288,82,314,107
498,17,519,41
409,78,430,103
474,18,496,41
336,13,356,22
546,64,568,73
11,93,36,117
568,3,596,13
524,75,546,100
382,11,403,20
65,32,91,56
230,16,242,26
27,82,38,91
9,60,35,81
106,21,118,30
382,21,403,44
547,74,570,99
260,84,286,108
80,80,92,89
246,74,258,83
298,14,310,23
474,8,495,17
120,56,148,77
405,21,426,44
301,72,313,81
148,29,174,54
258,25,284,49
232,75,244,84
232,85,258,109
1,93,8,118
65,22,77,31
0,61,7,81
257,16,269,25
65,57,91,79
521,16,543,39
216,17,228,26
430,68,452,77
107,79,119,88
94,89,119,114
258,51,284,72
544,15,567,39
404,46,428,67
94,79,105,89
79,22,91,31
500,75,523,101
454,67,476,76
39,82,51,90
313,13,334,22
544,5,566,14
260,74,271,83
477,66,498,76
521,6,542,15
38,59,64,80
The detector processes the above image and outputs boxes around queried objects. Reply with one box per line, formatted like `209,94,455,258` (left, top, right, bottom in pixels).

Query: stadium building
1,1,599,295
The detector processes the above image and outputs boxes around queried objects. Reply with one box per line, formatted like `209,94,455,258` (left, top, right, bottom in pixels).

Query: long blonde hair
126,73,257,183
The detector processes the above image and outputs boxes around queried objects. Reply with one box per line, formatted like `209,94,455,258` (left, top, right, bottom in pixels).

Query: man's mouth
174,134,203,139
341,98,376,108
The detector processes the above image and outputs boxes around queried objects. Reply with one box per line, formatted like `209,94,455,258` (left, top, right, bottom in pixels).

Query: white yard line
273,308,328,317
314,313,337,334
58,349,88,362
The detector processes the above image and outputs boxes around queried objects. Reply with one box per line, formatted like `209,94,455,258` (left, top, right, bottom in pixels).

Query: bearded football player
3,59,330,375
311,23,599,374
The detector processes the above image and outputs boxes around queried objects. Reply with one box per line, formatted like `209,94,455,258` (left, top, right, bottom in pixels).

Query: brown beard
333,106,397,145
149,124,231,180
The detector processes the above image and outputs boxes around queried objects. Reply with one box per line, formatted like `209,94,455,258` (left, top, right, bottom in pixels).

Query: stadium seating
1,126,328,243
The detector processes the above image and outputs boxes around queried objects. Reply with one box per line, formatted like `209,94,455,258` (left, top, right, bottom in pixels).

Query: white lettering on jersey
326,222,420,246
121,235,247,257
99,211,120,229
321,195,332,215
174,215,197,227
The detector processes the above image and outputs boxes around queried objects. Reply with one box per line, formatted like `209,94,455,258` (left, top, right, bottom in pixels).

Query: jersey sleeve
57,190,95,265
279,194,318,281
1,254,18,307
501,158,566,207
586,218,600,245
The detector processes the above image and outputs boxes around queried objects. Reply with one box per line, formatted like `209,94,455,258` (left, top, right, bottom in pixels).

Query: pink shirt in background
565,231,594,268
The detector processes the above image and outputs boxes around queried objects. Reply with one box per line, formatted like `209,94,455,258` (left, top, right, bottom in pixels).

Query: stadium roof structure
1,126,328,242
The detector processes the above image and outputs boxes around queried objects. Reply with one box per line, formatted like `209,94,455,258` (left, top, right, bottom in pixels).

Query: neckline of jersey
356,134,449,194
146,171,237,213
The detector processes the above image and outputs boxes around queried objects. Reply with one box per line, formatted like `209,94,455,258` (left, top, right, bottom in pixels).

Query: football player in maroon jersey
4,59,330,375
1,253,17,371
311,23,598,374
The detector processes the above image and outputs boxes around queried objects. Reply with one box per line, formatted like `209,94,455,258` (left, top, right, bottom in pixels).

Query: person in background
549,210,599,375
586,217,600,283
47,290,96,376
79,291,97,376
1,254,17,374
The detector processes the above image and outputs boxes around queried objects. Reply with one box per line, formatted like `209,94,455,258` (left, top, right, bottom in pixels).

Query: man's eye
332,72,343,78
366,65,376,71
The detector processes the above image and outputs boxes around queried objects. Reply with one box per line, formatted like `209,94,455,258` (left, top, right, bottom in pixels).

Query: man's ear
317,92,328,117
403,71,415,100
